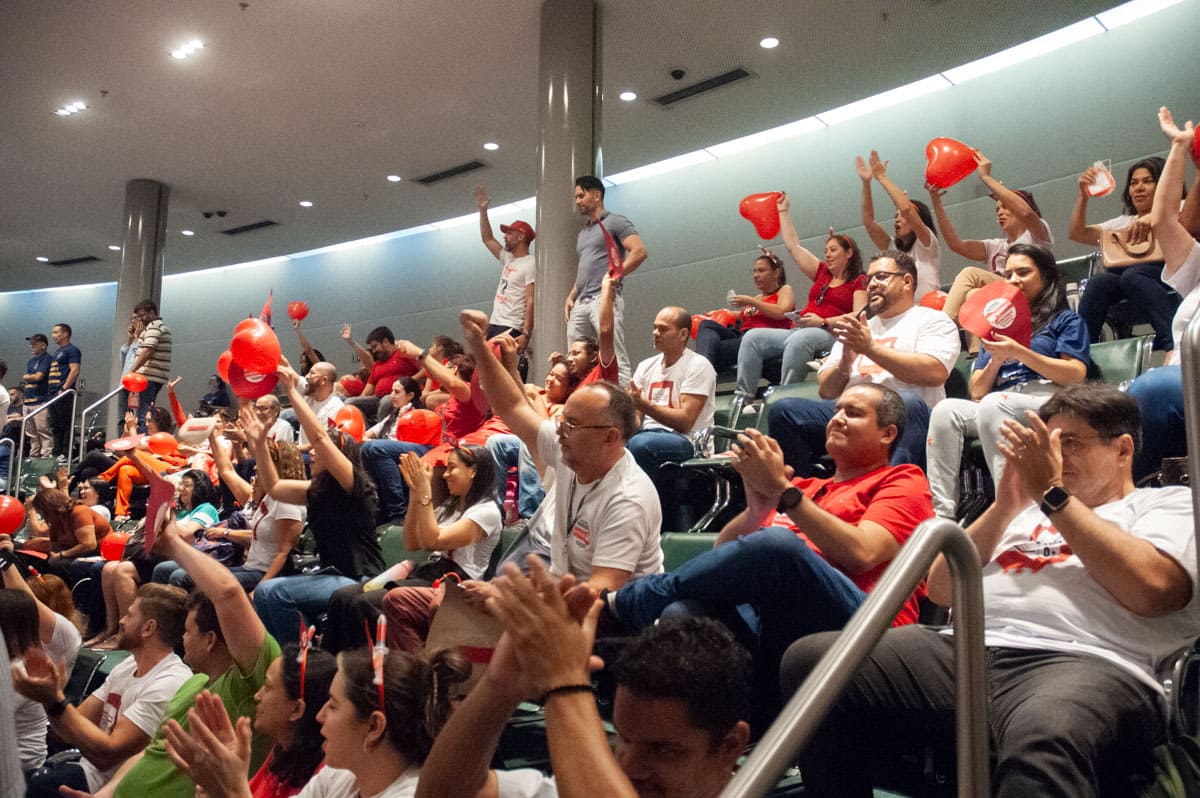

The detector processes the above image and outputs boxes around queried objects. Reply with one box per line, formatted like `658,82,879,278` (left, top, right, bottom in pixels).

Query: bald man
298,361,342,450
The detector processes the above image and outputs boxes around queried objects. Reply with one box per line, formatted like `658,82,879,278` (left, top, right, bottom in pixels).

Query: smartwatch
777,486,804,514
1040,485,1071,516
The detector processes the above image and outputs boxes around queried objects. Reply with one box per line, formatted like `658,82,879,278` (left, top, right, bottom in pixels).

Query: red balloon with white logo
924,137,979,189
227,361,279,400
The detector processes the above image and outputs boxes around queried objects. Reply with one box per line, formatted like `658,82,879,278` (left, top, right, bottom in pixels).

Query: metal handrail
0,437,13,492
11,388,75,496
1180,311,1200,581
77,387,123,469
720,517,989,798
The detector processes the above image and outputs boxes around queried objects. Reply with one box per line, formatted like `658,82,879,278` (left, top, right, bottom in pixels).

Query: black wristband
541,684,593,702
45,698,68,718
419,348,429,361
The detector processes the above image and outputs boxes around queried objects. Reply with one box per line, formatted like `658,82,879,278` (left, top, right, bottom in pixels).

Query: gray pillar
532,0,598,381
108,178,168,434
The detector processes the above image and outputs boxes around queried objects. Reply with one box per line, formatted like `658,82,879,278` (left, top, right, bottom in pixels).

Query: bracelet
418,348,429,361
541,684,593,701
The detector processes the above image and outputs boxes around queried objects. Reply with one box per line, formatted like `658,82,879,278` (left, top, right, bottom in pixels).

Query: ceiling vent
48,255,101,267
415,160,487,185
220,219,278,236
652,67,755,107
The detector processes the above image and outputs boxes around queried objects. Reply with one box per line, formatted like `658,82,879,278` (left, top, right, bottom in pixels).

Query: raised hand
868,150,888,180
1159,106,1196,148
460,309,490,348
854,156,872,182
398,451,433,493
474,184,491,210
340,323,352,341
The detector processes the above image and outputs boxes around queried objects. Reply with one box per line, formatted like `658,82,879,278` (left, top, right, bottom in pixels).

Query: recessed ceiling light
171,50,187,59
171,39,204,59
619,91,637,102
760,36,780,49
483,142,500,151
181,229,195,236
54,101,87,117
36,256,49,263
299,200,313,207
386,174,402,183
108,244,121,251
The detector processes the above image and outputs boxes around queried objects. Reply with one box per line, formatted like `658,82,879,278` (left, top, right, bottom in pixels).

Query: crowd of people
0,105,1198,797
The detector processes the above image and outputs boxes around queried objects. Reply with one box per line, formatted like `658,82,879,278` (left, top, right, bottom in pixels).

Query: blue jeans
153,562,264,592
136,380,164,433
361,439,431,522
1128,364,1184,481
486,433,543,518
1077,262,1180,350
253,573,359,643
0,440,10,491
626,428,695,477
694,319,741,371
768,391,931,475
736,327,834,395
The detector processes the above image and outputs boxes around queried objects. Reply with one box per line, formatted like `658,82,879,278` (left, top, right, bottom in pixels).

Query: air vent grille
220,220,279,236
48,255,101,267
415,160,487,185
652,68,754,107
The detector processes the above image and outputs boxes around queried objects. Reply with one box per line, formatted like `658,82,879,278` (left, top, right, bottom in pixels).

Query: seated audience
14,583,190,797
783,383,1199,796
361,378,432,524
926,243,1089,519
737,194,867,396
341,324,420,424
768,250,960,474
97,406,188,524
19,485,111,581
1128,107,1200,480
418,560,752,798
256,393,296,443
363,377,422,440
694,250,795,372
252,366,383,644
856,149,941,301
627,302,717,477
200,374,232,412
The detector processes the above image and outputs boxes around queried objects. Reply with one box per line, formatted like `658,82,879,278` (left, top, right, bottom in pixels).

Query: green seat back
1057,253,1098,286
661,532,718,571
945,353,976,401
1087,335,1152,385
377,524,431,568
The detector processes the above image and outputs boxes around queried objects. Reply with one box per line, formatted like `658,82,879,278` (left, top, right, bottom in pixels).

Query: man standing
769,250,960,474
627,306,716,477
784,384,1200,795
46,322,82,458
22,332,53,457
129,300,171,433
566,175,647,386
476,185,536,380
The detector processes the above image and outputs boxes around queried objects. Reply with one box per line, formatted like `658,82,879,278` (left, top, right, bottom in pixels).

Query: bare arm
975,152,1048,244
871,151,934,247
597,274,617,367
618,233,647,278
628,391,706,435
460,310,545,450
776,193,822,280
341,324,374,372
209,430,253,506
856,156,892,251
927,185,986,262
731,285,796,320
291,319,320,368
2,560,62,642
399,454,486,551
1153,108,1199,276
1068,168,1103,246
521,281,536,346
973,337,1087,391
474,185,503,260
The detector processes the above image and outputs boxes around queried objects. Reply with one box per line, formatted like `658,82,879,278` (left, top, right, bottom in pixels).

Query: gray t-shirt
575,211,637,300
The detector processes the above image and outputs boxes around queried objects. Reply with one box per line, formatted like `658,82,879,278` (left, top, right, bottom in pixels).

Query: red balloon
287,301,309,321
690,314,703,340
924,137,979,189
217,350,234,383
0,495,24,535
227,360,279,400
920,290,948,311
121,372,148,393
738,192,783,239
148,431,179,456
1193,125,1200,164
100,531,130,561
395,409,443,447
709,308,739,328
230,318,282,374
329,405,365,443
233,317,260,336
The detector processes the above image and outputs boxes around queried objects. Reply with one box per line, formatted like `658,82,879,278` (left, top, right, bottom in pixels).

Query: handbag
1101,220,1164,269
424,580,504,696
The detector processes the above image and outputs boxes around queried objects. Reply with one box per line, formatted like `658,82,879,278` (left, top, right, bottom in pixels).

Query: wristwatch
1040,485,1071,516
45,698,68,718
776,486,804,514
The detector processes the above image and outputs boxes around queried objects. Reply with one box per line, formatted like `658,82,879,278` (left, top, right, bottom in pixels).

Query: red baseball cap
500,220,535,242
958,281,1032,348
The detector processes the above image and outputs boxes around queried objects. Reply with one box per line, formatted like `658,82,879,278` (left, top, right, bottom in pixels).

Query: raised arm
400,340,472,403
461,309,544,450
927,184,986,262
165,376,187,428
618,233,647,279
974,151,1047,243
776,192,822,280
2,556,64,642
855,156,892,251
1153,107,1198,276
1068,166,1104,246
475,185,503,260
341,324,374,373
209,425,253,506
291,318,320,368
871,150,934,247
278,366,355,493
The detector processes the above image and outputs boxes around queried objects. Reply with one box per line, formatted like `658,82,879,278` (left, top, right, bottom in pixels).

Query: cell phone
710,425,743,442
784,311,802,323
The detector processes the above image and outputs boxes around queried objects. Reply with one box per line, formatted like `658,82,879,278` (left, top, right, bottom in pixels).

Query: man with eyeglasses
784,383,1200,796
460,308,662,594
296,361,342,452
769,249,960,475
253,393,294,443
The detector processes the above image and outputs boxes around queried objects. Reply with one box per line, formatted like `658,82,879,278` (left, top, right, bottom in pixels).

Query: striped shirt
136,318,173,384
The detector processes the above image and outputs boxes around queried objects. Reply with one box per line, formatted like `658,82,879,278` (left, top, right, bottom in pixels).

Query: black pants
781,626,1164,797
26,760,89,797
48,396,74,458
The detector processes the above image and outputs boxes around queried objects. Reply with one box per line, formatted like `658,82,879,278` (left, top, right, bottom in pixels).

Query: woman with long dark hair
926,243,1090,519
857,149,941,302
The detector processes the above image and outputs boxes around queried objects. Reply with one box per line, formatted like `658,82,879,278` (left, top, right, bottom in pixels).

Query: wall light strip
605,149,716,186
942,18,1105,84
1096,0,1186,29
705,116,826,158
815,75,952,126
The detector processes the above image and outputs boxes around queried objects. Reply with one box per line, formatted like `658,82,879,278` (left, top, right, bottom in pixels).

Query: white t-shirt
534,420,663,581
632,348,716,435
819,304,961,407
491,250,536,330
978,486,1199,692
434,499,503,580
299,393,344,446
0,386,9,421
14,613,82,770
494,769,561,797
267,417,295,443
911,234,942,303
980,217,1055,275
296,765,420,797
243,495,307,573
81,652,193,789
1164,241,1200,365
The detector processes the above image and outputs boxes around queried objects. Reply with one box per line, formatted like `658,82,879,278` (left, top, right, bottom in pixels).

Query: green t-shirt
114,634,281,798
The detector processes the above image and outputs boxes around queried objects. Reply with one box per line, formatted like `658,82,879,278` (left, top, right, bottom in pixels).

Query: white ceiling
0,0,1121,293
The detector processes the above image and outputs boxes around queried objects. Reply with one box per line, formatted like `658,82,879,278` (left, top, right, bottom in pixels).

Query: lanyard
564,476,598,534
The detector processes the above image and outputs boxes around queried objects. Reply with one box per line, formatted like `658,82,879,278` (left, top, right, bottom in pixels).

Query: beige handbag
1100,220,1163,269
424,582,504,696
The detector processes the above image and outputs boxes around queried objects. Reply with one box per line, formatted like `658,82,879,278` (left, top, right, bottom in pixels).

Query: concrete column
108,178,168,434
532,0,598,381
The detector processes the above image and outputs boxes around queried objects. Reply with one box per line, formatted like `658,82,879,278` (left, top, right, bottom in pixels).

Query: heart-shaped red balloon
121,372,148,393
919,290,948,311
217,350,233,383
925,137,979,189
1192,126,1200,165
329,404,366,443
287,301,309,321
709,308,739,328
739,192,783,239
227,360,279,400
147,431,179,456
230,319,282,375
0,495,25,535
395,409,443,446
100,530,129,561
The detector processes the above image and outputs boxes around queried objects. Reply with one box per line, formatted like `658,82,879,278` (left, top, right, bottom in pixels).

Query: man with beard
768,250,960,474
342,324,420,424
297,361,342,452
476,185,536,380
15,584,191,796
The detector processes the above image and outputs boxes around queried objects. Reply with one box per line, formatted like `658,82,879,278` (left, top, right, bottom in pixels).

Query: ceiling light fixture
36,256,49,262
108,244,121,251
299,200,313,207
483,142,500,151
386,174,402,183
181,229,195,236
171,39,205,59
942,19,1103,84
619,91,637,102
54,101,87,117
760,36,780,49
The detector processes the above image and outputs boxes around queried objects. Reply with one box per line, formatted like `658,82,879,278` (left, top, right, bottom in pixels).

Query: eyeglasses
556,416,613,436
816,283,830,305
1058,433,1113,456
867,270,906,285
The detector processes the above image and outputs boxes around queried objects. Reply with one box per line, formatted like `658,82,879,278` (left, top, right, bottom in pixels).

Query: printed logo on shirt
854,338,898,377
995,521,1073,574
647,380,675,408
571,520,592,548
100,692,123,733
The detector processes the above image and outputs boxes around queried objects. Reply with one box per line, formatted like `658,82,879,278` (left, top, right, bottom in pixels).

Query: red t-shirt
799,263,867,319
764,464,933,626
581,356,619,385
249,749,320,798
740,290,793,332
368,349,420,397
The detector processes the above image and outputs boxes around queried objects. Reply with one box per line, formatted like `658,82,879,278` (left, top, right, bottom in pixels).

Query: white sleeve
495,769,559,797
120,666,192,737
535,419,560,469
679,355,716,398
590,497,657,572
48,614,82,674
464,501,503,539
271,500,307,524
818,339,845,375
1097,214,1136,233
915,311,962,376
